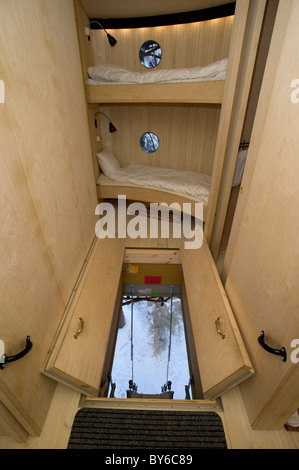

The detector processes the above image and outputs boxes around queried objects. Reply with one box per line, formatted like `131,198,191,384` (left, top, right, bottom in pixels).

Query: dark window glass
139,40,162,69
140,132,159,153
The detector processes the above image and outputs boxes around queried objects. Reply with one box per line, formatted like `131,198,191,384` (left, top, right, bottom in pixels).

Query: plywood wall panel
0,0,98,437
90,16,234,70
0,103,65,435
99,104,220,175
89,16,233,175
224,0,299,428
0,0,98,303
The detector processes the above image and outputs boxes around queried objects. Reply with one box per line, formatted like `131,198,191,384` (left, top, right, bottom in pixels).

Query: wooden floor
1,207,298,449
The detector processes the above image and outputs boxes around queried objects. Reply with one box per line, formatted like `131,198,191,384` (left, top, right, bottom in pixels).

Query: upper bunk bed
85,59,227,104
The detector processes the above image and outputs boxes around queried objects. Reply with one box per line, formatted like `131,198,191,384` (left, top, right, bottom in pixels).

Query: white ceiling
79,0,232,19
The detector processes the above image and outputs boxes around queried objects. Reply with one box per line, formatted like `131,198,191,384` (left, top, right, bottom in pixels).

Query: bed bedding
96,151,211,203
87,59,227,85
97,173,207,204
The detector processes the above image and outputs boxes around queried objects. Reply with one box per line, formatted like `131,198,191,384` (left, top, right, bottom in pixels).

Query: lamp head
109,122,117,133
89,21,117,47
94,111,117,133
107,33,117,47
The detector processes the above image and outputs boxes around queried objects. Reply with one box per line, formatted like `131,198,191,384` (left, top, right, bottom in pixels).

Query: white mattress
97,164,211,203
97,174,207,204
87,59,227,85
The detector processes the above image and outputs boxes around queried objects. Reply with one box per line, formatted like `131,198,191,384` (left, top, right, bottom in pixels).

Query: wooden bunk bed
85,59,227,105
96,174,208,220
95,150,210,220
85,61,227,221
86,80,225,105
75,0,260,248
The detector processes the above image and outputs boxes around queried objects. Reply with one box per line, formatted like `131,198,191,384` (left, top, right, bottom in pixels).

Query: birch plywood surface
0,0,98,438
224,0,299,429
86,81,225,104
0,0,98,303
181,236,253,398
100,104,220,175
47,239,125,393
90,16,233,71
0,104,64,435
89,15,233,176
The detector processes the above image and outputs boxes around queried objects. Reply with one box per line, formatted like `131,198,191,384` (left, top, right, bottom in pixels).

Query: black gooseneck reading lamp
89,20,117,47
95,111,117,133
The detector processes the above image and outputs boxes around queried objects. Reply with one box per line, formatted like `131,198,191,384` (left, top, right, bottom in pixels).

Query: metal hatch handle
0,336,33,370
215,317,226,339
258,330,287,362
73,317,84,339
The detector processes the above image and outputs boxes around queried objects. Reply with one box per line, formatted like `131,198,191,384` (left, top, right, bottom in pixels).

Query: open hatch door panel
181,236,254,399
42,238,124,395
43,235,253,399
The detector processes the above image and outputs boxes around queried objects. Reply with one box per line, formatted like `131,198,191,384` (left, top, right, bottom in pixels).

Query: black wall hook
258,330,287,362
0,336,33,370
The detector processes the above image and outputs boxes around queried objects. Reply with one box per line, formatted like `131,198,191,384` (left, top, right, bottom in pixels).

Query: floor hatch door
180,235,254,399
42,238,124,395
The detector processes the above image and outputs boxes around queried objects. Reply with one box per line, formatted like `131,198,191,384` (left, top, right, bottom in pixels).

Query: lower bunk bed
95,150,211,221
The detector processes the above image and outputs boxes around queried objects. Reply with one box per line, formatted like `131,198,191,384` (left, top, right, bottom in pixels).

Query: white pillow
96,150,120,178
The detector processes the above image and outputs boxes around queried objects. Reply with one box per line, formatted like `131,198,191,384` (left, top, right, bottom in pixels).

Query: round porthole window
140,132,159,153
139,40,162,69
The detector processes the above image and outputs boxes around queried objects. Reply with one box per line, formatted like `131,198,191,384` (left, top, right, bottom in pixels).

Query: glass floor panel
110,297,192,399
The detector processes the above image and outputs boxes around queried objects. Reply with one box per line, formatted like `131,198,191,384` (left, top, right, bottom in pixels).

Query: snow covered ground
110,298,191,399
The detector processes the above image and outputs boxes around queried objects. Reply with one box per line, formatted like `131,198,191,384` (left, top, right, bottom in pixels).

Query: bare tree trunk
118,308,126,328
